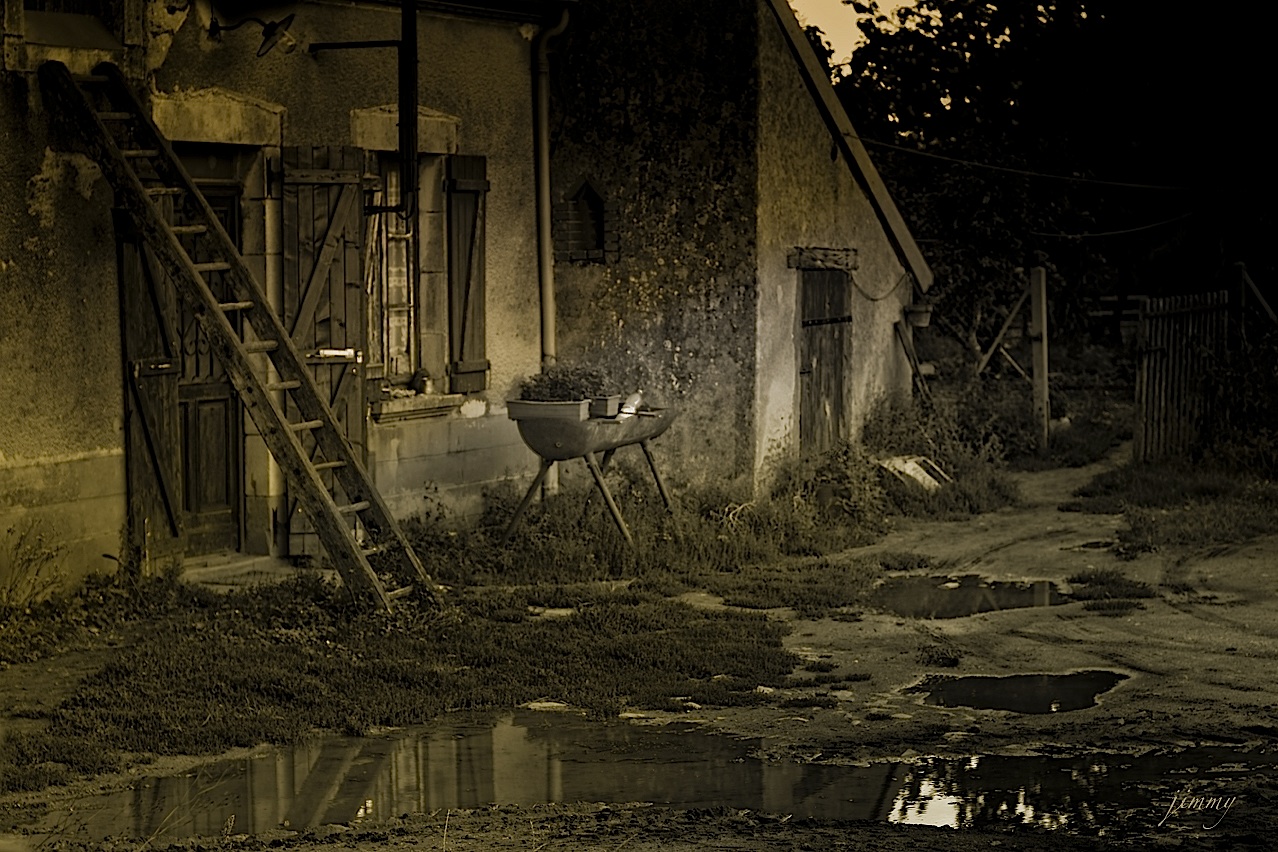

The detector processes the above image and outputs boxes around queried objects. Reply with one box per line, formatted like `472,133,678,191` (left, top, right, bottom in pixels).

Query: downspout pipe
534,6,570,370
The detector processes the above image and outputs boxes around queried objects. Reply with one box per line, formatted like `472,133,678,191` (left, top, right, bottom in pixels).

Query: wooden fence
1134,291,1229,462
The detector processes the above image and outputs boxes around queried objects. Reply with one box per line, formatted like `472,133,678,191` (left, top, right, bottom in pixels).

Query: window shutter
446,155,490,393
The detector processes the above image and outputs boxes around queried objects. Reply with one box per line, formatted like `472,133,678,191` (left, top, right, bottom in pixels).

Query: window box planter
506,398,590,422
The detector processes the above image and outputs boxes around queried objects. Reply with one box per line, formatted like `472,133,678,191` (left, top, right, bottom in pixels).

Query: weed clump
1066,568,1155,600
861,394,1019,517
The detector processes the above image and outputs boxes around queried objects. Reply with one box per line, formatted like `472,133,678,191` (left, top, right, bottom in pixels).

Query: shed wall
753,3,913,476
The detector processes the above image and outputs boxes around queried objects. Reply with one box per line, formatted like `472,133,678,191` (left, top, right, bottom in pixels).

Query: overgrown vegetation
1,572,794,793
1066,461,1278,553
518,364,615,401
861,393,1019,517
0,522,65,613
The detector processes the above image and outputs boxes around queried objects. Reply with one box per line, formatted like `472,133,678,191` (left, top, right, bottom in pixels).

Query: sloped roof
762,0,933,292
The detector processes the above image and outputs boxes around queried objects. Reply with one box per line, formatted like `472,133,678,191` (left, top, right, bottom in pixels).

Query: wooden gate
282,147,368,555
1134,291,1229,462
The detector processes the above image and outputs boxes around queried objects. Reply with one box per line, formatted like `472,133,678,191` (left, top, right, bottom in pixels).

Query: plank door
282,147,368,555
117,208,185,564
799,269,852,456
175,184,243,554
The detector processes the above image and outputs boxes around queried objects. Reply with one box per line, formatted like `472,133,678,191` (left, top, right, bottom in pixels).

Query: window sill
371,393,465,423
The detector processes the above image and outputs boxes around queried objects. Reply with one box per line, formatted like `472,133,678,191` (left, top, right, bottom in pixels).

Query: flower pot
905,303,934,328
589,395,622,418
506,399,590,422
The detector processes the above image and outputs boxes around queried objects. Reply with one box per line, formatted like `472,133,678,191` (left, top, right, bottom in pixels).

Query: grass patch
1066,568,1155,600
1068,462,1278,551
691,556,888,619
1082,599,1145,616
801,660,837,673
3,572,796,791
779,695,840,710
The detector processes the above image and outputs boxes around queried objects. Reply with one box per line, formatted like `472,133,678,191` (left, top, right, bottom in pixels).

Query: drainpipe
534,6,569,370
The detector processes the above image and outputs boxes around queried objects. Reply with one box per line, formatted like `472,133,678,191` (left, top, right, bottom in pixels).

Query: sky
788,0,911,66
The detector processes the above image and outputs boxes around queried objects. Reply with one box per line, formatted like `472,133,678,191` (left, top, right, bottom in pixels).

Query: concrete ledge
351,104,460,154
152,88,285,147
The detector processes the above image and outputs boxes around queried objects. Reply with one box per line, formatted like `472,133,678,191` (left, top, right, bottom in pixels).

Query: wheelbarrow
502,408,678,545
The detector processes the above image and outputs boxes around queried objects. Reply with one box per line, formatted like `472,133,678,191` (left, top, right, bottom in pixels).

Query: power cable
855,136,1190,191
1028,212,1193,239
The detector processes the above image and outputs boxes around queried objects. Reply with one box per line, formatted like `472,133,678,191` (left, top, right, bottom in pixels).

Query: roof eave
761,0,934,293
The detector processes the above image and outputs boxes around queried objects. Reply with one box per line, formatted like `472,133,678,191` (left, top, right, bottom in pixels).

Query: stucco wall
753,2,913,475
0,74,126,590
154,4,542,524
549,0,761,490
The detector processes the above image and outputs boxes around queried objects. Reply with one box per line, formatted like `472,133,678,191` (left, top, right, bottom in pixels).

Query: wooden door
282,147,368,554
117,208,185,564
799,269,852,456
175,184,243,554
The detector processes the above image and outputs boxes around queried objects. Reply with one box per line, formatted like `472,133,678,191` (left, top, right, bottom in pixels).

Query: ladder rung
386,585,414,601
313,460,346,470
193,261,232,273
243,340,278,353
219,301,254,312
290,419,324,432
97,111,132,121
268,380,302,391
145,187,184,196
122,149,159,158
171,224,207,235
339,501,372,515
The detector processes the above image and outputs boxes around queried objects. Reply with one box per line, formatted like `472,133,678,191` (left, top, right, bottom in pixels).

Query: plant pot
589,395,622,418
506,399,590,422
905,303,934,328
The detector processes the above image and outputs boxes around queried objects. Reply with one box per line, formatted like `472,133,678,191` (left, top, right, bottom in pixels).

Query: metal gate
1134,291,1229,462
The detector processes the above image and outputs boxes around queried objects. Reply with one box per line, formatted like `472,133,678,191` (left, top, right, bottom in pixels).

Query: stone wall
0,74,126,590
549,0,762,491
753,0,913,475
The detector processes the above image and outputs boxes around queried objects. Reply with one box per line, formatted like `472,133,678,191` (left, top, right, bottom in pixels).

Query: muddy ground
3,447,1277,850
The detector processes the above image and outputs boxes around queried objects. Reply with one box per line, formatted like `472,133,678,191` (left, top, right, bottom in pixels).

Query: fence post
1030,266,1050,454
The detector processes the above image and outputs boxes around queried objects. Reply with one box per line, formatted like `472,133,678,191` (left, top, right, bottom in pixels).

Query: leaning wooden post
1030,266,1050,454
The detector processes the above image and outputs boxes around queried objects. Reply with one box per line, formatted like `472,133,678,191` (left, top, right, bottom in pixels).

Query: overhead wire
1028,212,1194,239
854,135,1190,191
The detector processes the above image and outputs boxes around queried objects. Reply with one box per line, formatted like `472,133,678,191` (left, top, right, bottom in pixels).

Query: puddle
871,574,1066,619
914,670,1129,713
22,710,1277,842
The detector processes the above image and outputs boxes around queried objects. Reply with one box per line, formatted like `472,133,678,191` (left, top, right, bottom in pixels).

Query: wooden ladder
39,61,443,611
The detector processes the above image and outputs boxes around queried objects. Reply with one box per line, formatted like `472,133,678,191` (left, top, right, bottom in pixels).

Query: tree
835,0,1276,357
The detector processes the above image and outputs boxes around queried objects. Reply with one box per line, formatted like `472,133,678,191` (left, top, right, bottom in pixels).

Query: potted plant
507,364,620,421
904,300,934,328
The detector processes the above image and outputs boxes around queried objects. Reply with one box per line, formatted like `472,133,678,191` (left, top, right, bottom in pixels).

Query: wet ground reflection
914,670,1129,713
31,711,1276,841
870,575,1066,619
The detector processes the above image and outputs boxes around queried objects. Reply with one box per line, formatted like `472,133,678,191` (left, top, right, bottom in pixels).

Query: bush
861,394,1018,516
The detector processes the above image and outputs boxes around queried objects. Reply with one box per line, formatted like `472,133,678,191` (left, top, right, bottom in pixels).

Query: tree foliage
834,0,1276,355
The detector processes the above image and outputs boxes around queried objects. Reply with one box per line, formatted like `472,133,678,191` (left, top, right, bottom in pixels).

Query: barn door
117,207,185,564
799,269,852,456
282,147,368,554
447,155,490,393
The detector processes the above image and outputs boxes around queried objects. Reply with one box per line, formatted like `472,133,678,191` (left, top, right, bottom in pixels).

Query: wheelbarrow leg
583,451,633,545
580,448,617,517
501,457,555,543
639,439,673,511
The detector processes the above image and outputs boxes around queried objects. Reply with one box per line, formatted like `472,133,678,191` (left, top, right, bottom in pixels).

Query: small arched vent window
554,178,618,264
